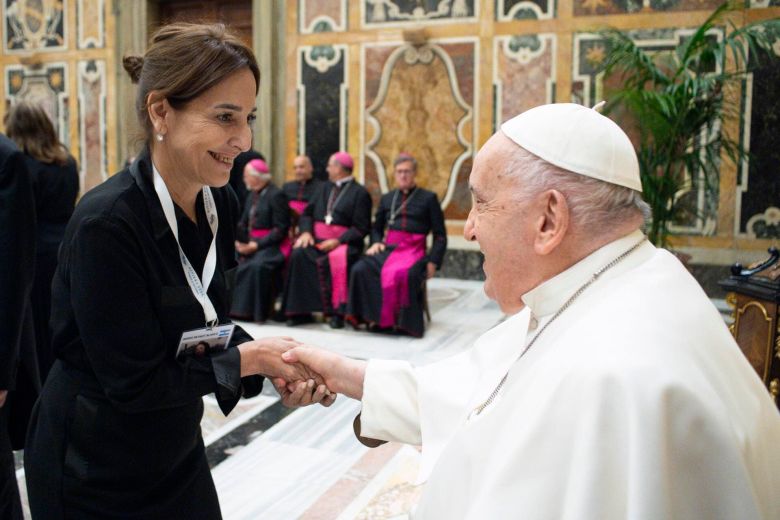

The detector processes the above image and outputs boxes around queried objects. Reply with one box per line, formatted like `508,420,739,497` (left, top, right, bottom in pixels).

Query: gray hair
505,146,650,234
394,154,417,171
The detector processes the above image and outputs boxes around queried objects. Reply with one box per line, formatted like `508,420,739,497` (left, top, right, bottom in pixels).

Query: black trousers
0,403,22,520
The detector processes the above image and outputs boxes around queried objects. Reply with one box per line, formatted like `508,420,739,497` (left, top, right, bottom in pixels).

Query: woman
24,23,334,520
4,101,79,381
231,159,290,322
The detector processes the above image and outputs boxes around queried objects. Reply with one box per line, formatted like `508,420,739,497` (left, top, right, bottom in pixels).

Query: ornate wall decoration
297,44,348,180
299,0,346,34
363,40,476,219
573,0,721,16
5,62,69,146
363,0,476,27
496,0,555,20
736,26,780,238
572,28,724,236
77,59,106,192
749,0,780,7
77,0,104,49
4,0,66,52
493,33,556,129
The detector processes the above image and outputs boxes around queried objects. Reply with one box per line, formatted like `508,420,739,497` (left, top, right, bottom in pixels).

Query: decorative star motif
585,44,606,66
581,0,609,13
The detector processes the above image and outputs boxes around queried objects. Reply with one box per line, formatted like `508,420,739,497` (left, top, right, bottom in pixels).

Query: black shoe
286,314,314,326
329,316,344,329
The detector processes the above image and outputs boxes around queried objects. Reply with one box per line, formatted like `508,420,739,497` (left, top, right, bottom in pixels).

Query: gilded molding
733,300,774,382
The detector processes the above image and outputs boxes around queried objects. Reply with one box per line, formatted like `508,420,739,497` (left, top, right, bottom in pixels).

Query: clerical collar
399,185,417,195
521,230,654,317
334,176,354,187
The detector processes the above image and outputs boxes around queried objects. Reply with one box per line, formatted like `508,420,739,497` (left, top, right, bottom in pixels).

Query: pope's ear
534,189,568,255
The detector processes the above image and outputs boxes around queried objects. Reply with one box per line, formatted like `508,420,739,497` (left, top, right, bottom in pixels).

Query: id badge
176,323,235,360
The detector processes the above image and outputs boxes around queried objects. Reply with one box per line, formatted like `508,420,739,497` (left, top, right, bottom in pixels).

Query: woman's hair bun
122,55,144,84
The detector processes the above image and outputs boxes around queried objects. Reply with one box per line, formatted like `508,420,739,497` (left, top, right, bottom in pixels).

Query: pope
281,103,780,519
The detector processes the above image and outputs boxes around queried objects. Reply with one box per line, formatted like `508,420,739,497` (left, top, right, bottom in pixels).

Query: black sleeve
427,193,447,268
371,197,388,244
0,150,35,389
252,191,291,249
68,216,245,415
299,191,315,234
339,188,372,244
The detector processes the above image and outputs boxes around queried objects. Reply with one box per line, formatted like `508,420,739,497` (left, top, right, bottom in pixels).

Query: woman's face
160,68,257,188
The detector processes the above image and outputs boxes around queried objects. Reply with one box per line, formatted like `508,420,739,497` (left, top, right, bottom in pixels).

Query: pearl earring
155,133,164,142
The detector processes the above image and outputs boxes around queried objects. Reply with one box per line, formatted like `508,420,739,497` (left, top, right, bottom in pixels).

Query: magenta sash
250,228,291,259
379,230,427,327
289,200,308,215
314,221,350,310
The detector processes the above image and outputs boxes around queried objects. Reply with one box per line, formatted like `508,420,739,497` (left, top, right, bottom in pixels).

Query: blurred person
229,149,264,215
347,153,446,337
282,151,372,329
0,129,39,520
23,23,332,520
230,158,290,322
282,154,322,221
5,101,79,381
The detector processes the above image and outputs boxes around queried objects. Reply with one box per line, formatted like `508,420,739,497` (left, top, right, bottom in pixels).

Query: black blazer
0,133,37,391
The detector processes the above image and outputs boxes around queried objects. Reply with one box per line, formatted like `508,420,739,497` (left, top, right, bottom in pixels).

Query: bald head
293,155,313,181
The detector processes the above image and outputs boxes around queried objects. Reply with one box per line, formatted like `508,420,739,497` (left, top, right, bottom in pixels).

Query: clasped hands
238,337,366,408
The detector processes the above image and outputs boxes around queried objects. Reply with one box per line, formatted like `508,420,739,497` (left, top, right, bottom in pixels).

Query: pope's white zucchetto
500,103,642,192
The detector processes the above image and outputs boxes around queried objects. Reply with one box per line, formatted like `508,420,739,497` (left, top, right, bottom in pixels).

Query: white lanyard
152,164,219,327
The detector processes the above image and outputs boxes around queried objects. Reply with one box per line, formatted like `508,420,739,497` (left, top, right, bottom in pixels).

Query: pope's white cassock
359,230,780,519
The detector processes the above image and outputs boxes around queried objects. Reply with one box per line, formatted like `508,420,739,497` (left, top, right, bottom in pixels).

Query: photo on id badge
176,323,235,360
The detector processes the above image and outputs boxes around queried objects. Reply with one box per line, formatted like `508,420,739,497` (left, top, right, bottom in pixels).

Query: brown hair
4,101,70,165
122,23,260,141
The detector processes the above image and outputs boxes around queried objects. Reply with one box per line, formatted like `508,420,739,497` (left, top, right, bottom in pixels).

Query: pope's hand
294,232,314,248
366,242,386,256
282,346,366,400
271,377,337,408
238,337,323,385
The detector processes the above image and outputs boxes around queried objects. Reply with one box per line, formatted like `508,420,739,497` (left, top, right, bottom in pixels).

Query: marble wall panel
573,0,721,15
299,0,346,33
572,28,724,236
5,62,69,147
363,0,476,27
77,59,106,192
363,40,476,219
493,33,556,129
77,0,104,48
749,0,780,6
737,27,780,239
4,0,67,52
298,44,348,181
496,0,555,20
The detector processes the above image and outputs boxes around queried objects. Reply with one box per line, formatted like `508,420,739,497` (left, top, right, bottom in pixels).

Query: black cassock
347,187,446,337
230,184,290,322
282,178,322,217
282,178,372,317
24,149,262,520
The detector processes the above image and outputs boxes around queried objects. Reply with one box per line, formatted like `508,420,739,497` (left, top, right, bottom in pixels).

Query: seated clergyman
230,159,290,322
347,153,446,337
282,154,322,235
282,152,372,329
278,103,780,519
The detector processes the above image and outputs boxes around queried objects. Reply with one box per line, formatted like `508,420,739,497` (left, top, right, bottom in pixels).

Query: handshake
236,337,367,408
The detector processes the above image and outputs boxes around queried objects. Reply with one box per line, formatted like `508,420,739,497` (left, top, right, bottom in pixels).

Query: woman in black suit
24,23,334,520
4,101,79,381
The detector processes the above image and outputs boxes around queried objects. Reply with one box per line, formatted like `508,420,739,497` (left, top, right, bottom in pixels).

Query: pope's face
161,68,256,188
464,133,541,314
